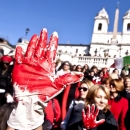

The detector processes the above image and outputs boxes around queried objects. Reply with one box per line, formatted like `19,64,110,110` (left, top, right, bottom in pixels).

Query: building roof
96,8,109,19
123,9,130,19
58,43,90,46
95,8,109,24
0,38,15,48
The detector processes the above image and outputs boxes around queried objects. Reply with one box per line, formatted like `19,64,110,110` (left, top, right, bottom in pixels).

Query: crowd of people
0,28,130,130
0,55,130,130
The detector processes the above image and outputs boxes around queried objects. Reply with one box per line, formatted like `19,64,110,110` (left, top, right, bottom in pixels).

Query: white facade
90,8,130,58
16,39,29,53
0,39,15,56
57,44,90,56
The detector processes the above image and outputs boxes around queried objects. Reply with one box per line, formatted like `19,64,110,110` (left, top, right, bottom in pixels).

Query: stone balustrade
56,53,115,69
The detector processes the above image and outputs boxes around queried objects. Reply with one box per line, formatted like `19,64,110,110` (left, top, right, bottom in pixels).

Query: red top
102,72,109,79
44,98,61,124
108,97,128,130
62,82,80,120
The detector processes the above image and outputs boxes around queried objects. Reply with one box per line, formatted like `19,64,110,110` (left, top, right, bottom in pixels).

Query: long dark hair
0,103,16,130
58,61,72,71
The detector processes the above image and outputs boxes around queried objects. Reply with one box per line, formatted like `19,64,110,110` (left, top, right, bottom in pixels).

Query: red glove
12,28,83,102
82,104,105,129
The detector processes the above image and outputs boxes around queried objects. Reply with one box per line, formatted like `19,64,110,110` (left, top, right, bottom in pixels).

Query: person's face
84,64,88,70
99,72,103,78
103,82,110,90
124,79,130,88
110,83,117,93
94,89,108,110
78,83,89,99
103,68,107,73
93,68,98,74
76,66,82,72
2,62,10,69
90,72,94,77
63,62,70,71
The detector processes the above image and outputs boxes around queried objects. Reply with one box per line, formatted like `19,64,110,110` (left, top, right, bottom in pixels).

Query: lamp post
25,28,30,37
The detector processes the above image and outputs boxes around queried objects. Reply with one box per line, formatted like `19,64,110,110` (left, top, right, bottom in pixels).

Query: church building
90,7,130,58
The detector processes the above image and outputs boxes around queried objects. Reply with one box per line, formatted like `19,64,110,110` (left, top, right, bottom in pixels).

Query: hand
6,94,14,103
12,28,83,102
82,104,105,129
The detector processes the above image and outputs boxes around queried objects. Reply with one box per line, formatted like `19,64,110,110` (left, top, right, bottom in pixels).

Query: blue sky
0,0,130,45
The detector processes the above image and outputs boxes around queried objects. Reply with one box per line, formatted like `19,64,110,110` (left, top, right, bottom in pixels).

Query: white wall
93,19,108,34
57,45,89,56
123,19,130,34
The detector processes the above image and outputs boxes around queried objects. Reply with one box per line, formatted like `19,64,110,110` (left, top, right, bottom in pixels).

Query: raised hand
12,28,83,102
82,104,105,129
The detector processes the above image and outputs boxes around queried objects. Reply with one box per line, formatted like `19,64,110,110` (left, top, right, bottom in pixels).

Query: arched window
127,23,130,31
98,23,102,31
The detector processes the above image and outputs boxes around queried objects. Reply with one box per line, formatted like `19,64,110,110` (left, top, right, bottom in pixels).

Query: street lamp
25,28,30,36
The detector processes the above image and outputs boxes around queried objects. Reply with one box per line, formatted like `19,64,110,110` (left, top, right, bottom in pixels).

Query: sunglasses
78,87,88,91
64,63,69,66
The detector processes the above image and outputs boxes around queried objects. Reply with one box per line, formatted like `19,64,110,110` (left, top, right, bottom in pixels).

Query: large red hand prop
12,28,83,102
82,104,105,129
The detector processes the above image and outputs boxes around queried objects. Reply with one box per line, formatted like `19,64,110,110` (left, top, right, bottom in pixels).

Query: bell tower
91,8,109,43
93,8,109,34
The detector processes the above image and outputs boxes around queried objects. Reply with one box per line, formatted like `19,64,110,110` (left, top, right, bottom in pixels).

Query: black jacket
123,90,130,130
67,109,118,130
0,65,13,95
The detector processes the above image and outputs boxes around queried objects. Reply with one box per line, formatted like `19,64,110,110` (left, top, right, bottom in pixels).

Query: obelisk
111,2,119,44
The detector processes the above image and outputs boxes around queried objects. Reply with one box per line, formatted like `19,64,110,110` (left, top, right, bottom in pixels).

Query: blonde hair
110,79,124,92
77,79,94,100
85,84,110,112
80,79,94,89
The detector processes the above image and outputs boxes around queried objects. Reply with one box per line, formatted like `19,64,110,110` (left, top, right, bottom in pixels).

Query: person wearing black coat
123,76,130,130
67,109,118,130
0,55,14,106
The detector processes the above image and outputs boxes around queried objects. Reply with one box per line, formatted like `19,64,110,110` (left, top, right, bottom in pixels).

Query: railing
56,53,115,68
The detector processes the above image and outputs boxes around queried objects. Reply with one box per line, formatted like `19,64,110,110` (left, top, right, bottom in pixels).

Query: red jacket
45,98,61,124
108,97,128,130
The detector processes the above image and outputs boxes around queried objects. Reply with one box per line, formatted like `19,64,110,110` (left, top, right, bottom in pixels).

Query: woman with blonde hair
109,79,128,130
61,84,118,130
82,85,118,130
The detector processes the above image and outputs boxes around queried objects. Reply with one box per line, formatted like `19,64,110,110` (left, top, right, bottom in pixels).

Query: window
127,23,130,31
98,23,102,31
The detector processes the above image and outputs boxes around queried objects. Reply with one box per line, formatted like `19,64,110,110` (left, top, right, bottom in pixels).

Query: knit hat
1,55,13,63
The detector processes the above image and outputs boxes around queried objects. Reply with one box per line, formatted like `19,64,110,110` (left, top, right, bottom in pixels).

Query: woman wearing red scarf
0,55,14,106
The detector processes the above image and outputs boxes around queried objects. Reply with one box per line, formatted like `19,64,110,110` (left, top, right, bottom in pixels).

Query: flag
115,56,130,69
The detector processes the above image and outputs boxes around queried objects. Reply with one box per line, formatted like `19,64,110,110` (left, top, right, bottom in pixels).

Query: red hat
1,55,13,63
